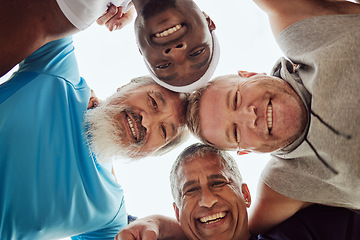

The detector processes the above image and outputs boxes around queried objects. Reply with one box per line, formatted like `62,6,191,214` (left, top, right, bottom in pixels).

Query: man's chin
85,108,144,162
89,134,145,162
96,146,142,162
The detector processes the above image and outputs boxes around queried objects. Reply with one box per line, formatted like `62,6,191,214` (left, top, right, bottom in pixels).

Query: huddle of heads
85,0,220,161
85,67,307,163
85,0,308,161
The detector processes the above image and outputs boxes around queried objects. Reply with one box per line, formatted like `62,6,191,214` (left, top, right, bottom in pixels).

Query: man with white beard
0,36,188,239
86,75,189,161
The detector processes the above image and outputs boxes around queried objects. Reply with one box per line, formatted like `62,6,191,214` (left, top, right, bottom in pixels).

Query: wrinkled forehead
178,153,227,179
158,87,188,125
159,66,210,87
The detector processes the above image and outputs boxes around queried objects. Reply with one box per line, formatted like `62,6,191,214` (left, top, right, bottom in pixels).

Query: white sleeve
56,0,133,30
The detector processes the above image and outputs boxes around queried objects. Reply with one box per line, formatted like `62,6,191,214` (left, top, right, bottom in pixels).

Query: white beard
85,90,144,162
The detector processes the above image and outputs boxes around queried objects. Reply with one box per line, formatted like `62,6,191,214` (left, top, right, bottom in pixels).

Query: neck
243,231,251,240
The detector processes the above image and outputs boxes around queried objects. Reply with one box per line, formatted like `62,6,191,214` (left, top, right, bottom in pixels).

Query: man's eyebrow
226,89,231,110
225,90,232,143
226,127,232,144
182,180,198,192
191,55,211,70
208,174,227,181
156,91,177,138
181,175,228,193
170,123,176,137
155,91,166,106
158,73,178,82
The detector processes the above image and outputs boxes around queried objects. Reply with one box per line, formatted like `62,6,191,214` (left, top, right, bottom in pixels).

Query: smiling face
198,74,307,152
134,0,215,87
86,82,187,160
173,152,250,240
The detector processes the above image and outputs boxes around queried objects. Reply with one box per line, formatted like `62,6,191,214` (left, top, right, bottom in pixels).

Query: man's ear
241,184,252,208
173,202,181,222
238,70,267,78
202,12,216,31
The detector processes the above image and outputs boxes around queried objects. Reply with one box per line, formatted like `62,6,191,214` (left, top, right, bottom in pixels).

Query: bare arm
253,0,360,36
0,0,135,78
248,179,312,235
0,0,78,78
115,215,188,240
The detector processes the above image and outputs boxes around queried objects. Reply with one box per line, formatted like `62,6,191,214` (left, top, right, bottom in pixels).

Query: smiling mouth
154,24,182,38
125,112,146,143
198,212,226,225
126,115,137,140
267,101,273,133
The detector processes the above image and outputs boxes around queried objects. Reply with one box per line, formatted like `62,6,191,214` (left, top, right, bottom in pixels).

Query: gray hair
170,143,243,206
187,75,239,149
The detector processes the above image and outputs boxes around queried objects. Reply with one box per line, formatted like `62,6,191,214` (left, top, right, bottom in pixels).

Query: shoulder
249,179,309,235
261,205,360,240
18,37,85,87
254,0,360,36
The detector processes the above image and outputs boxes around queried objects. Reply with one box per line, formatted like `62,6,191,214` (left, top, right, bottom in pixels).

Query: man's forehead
179,154,225,176
157,61,211,87
133,83,173,96
210,77,241,88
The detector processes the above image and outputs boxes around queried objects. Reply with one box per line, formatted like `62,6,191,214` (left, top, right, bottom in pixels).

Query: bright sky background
0,0,284,237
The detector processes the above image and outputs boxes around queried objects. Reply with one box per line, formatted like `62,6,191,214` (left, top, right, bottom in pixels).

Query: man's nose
140,111,171,131
140,111,152,130
163,43,187,64
198,188,218,208
233,106,257,129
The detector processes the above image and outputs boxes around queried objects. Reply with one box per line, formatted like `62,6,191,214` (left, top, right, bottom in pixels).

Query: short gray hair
170,143,243,206
187,75,239,149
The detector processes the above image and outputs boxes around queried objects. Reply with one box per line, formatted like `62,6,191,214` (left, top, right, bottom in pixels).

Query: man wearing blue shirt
0,36,189,239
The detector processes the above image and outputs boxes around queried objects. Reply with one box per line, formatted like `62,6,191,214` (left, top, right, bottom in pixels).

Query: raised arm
0,0,134,78
248,179,312,235
115,215,189,240
253,0,360,36
0,0,78,78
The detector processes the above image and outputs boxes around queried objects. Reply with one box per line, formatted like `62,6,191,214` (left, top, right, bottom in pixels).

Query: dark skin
0,0,77,77
0,0,134,77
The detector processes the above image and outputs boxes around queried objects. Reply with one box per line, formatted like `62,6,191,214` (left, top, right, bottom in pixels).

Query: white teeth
199,212,226,224
127,116,137,139
267,104,273,130
155,24,182,38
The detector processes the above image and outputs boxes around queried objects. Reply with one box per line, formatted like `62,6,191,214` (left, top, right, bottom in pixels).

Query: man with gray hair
0,35,189,239
186,0,360,235
115,143,360,240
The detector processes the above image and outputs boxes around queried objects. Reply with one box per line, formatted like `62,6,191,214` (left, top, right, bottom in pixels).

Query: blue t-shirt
0,37,127,239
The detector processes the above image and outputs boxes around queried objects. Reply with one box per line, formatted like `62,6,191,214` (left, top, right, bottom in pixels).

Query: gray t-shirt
262,14,360,211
